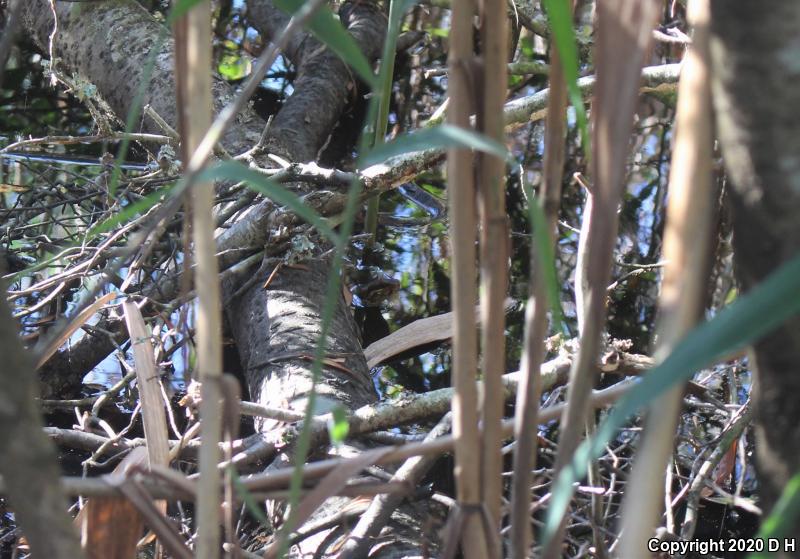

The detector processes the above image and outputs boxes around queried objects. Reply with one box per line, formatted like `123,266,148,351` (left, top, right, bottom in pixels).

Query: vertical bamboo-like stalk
174,3,223,558
478,0,510,539
543,3,659,557
509,27,570,559
617,1,714,556
447,0,488,556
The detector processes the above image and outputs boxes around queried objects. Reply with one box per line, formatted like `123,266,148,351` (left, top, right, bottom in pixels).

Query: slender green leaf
523,180,565,333
88,187,173,238
109,0,204,196
361,124,510,167
229,468,271,526
273,0,378,89
276,69,384,559
542,253,800,547
540,0,591,155
748,472,800,559
375,0,415,144
166,0,206,24
200,161,339,245
108,25,171,196
364,0,414,243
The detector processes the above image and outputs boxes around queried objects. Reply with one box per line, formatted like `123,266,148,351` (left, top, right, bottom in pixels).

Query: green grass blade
107,24,169,197
166,0,206,23
542,252,800,547
108,0,202,196
363,0,412,242
375,0,414,144
748,472,800,559
273,0,378,89
523,180,565,333
540,0,590,155
200,160,340,245
275,74,384,559
87,187,174,238
361,124,510,167
229,467,271,526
